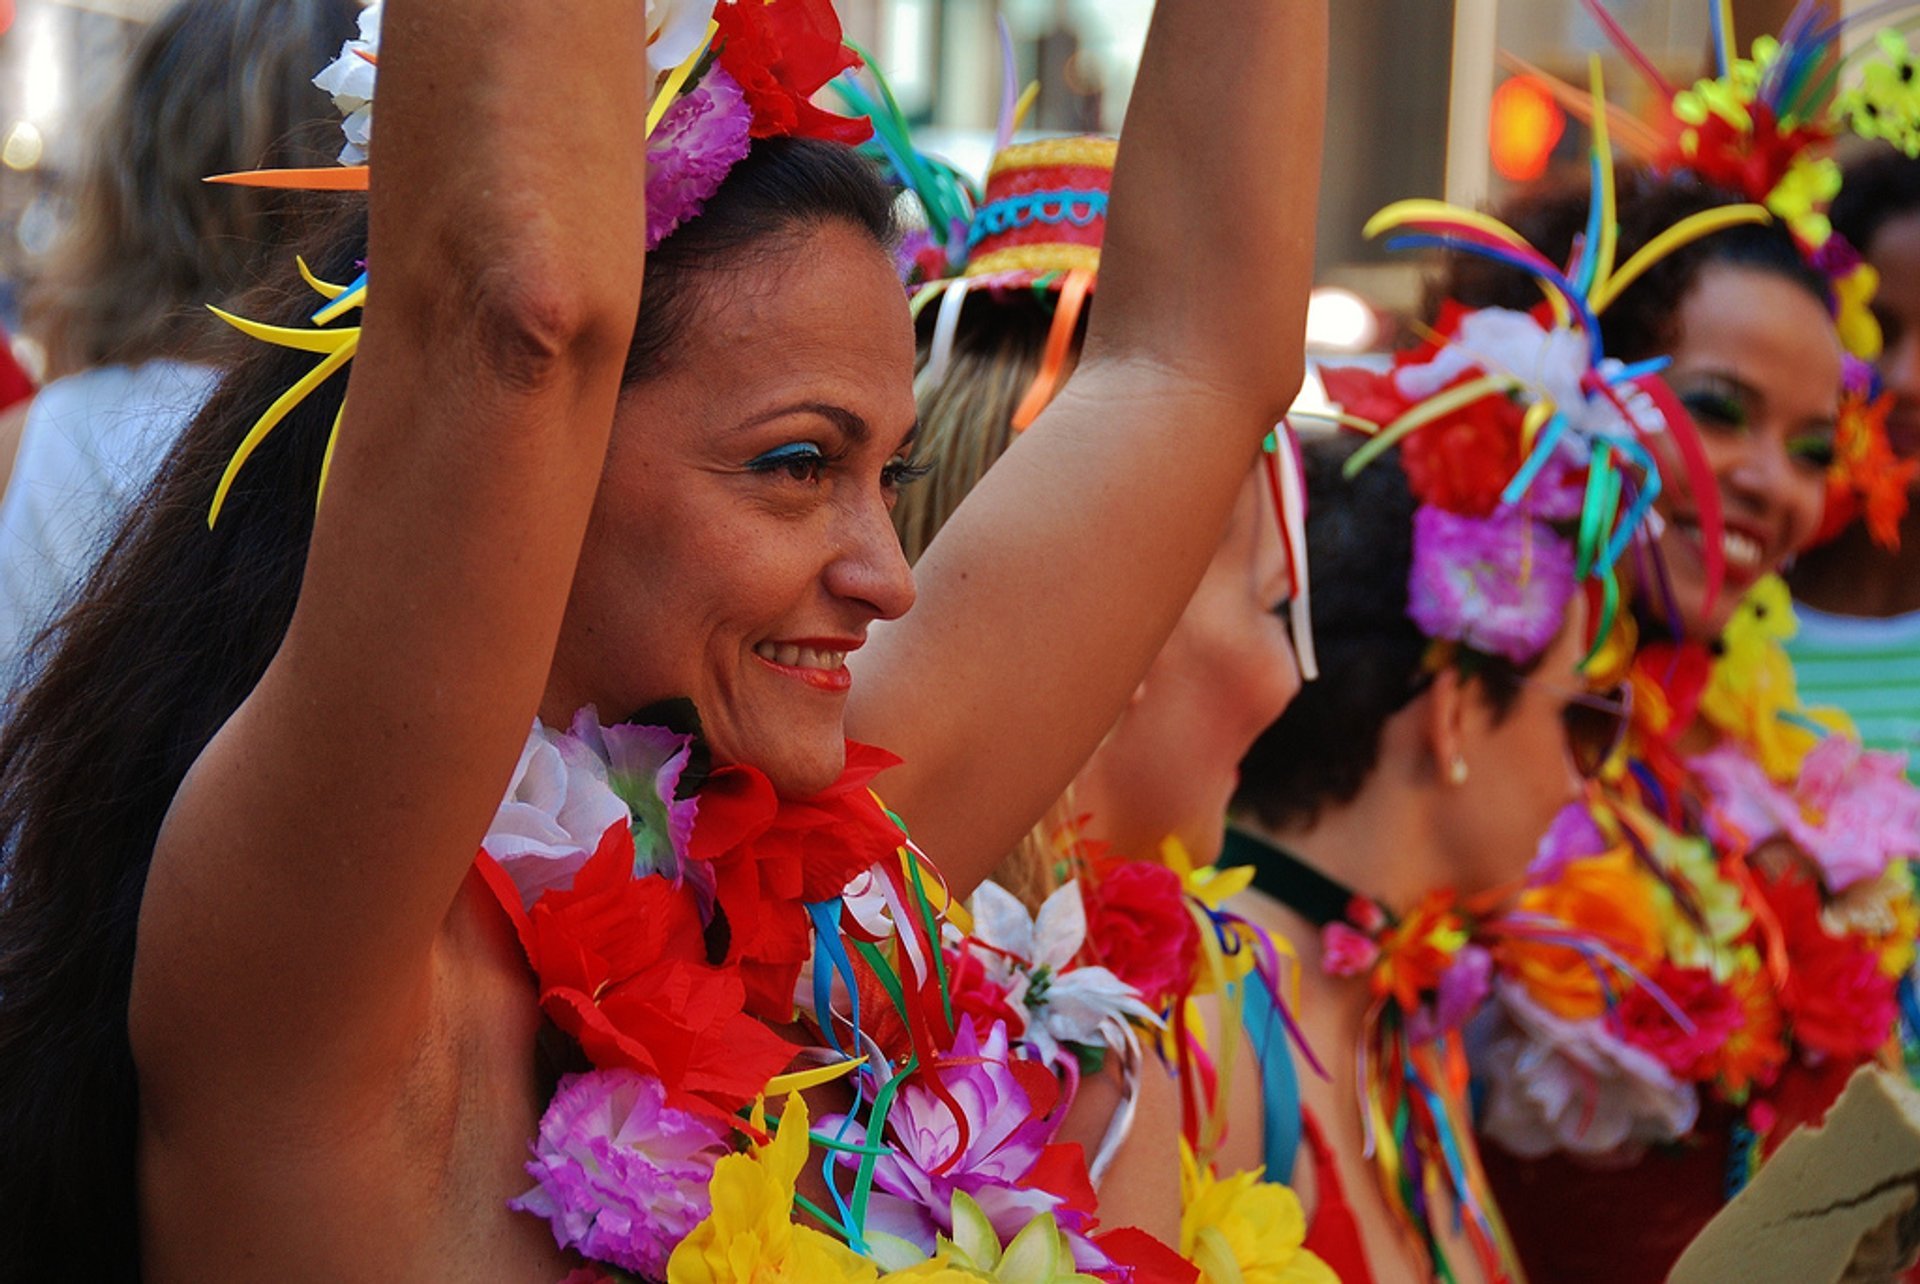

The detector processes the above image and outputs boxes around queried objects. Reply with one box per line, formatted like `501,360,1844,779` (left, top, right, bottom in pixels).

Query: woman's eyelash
884,458,933,488
1679,389,1748,428
746,443,829,480
1788,433,1836,466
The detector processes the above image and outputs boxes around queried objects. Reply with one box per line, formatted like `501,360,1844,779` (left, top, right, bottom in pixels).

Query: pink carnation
1608,962,1742,1080
509,1068,731,1277
1407,505,1577,664
646,66,754,249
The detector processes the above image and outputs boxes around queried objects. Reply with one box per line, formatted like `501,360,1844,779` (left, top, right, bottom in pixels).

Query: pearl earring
1447,755,1469,786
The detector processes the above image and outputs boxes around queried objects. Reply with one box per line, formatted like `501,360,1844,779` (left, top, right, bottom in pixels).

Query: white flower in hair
313,0,381,165
649,0,720,77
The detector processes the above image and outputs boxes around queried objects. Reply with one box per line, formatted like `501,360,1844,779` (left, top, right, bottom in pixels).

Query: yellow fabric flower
1700,577,1852,782
1180,1143,1338,1284
667,1094,879,1284
1832,260,1885,361
1766,154,1840,250
1842,31,1920,159
869,1191,1099,1284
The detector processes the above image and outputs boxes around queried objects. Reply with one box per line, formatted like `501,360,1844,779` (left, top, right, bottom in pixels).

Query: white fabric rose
484,721,630,909
313,1,381,164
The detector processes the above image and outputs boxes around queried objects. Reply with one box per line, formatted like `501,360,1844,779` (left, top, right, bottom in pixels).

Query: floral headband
202,0,872,527
1522,0,1920,366
1319,63,1763,667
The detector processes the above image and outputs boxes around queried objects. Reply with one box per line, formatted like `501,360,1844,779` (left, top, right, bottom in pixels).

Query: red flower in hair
1397,374,1529,516
714,0,872,145
688,740,904,1019
485,826,800,1119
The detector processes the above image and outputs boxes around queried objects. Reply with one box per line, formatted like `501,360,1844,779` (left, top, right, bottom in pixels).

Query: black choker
1218,828,1368,929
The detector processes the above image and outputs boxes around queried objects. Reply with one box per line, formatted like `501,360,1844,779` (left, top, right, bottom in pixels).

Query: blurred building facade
0,0,1859,372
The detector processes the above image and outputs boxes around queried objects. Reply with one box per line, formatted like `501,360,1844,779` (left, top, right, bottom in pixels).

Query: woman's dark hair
1232,434,1528,833
0,136,893,1280
1435,167,1831,362
1833,147,1920,258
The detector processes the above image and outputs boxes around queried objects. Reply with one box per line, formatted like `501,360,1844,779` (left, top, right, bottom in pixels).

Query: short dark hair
1833,147,1920,258
1434,167,1830,362
1233,434,1526,832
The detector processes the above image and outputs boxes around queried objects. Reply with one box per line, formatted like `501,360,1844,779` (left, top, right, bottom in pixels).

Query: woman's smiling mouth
752,639,856,692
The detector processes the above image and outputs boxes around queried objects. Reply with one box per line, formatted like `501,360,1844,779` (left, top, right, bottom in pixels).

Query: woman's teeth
755,642,847,671
1677,521,1765,571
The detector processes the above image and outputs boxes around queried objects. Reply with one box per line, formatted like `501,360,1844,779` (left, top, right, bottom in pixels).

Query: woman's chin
748,736,849,799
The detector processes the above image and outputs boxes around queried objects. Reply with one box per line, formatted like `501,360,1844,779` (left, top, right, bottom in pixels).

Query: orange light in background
1490,74,1565,183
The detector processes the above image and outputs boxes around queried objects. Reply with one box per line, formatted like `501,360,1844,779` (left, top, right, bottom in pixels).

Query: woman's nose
827,503,917,621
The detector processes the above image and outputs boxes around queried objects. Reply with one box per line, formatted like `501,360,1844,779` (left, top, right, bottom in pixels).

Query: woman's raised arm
849,0,1326,888
131,0,647,1091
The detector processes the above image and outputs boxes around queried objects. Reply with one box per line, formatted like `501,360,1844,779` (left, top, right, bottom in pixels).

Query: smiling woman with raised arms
0,0,1325,1279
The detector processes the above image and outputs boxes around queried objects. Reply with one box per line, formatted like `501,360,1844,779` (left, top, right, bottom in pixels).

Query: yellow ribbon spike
314,395,349,512
1341,373,1522,478
205,306,360,527
1363,199,1532,250
645,18,720,137
296,257,349,300
312,280,367,328
762,1055,867,1096
1589,55,1620,296
1011,80,1040,134
1591,203,1771,313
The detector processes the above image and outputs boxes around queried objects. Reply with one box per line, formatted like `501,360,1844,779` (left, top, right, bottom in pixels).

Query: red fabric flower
1658,104,1830,212
477,826,798,1119
1609,962,1743,1080
1397,372,1529,516
1318,363,1410,429
1081,862,1199,1011
688,740,904,1020
714,0,872,145
1762,868,1898,1061
944,945,1027,1038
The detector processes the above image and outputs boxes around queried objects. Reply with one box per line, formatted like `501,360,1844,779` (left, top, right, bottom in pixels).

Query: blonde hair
895,294,1088,906
24,0,358,378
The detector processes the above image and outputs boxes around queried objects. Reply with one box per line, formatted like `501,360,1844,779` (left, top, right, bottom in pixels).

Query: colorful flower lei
1477,577,1920,1185
474,705,1214,1282
1810,360,1918,551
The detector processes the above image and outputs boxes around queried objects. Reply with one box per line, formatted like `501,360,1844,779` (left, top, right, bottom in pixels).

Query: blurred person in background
1787,147,1920,777
1,0,358,670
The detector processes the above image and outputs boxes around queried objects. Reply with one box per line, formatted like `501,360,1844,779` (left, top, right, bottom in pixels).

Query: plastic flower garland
1477,577,1920,1185
1811,360,1920,551
473,704,1211,1282
201,0,875,528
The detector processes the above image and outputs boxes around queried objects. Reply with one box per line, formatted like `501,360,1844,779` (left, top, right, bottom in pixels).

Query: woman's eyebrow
735,400,871,444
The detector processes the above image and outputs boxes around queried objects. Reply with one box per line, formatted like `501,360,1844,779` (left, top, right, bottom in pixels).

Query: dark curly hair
1833,146,1920,258
1433,167,1830,362
1232,434,1529,833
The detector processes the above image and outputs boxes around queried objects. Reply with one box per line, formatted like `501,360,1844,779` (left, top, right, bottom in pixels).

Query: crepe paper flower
1640,825,1754,980
1709,963,1789,1100
1527,801,1611,884
512,831,800,1118
1179,1144,1337,1284
1346,891,1472,1014
1841,30,1920,159
1762,869,1899,1062
313,0,380,164
1477,979,1700,1161
1080,862,1201,1012
483,721,632,909
959,881,1158,1062
1499,848,1662,1022
1824,861,1920,980
510,1068,731,1277
944,946,1028,1041
648,0,722,73
688,740,905,1020
821,1019,1102,1262
1819,387,1918,550
1407,505,1578,665
1692,737,1920,893
895,1191,1104,1284
714,0,872,146
1318,923,1379,978
1405,943,1493,1044
1697,577,1853,784
560,708,706,888
647,67,755,250
667,1093,881,1284
1606,962,1743,1083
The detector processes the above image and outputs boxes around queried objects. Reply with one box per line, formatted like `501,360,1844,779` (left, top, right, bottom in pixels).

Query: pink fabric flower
1407,943,1493,1043
1692,737,1920,890
646,66,754,249
1320,922,1379,977
1082,862,1200,1011
1528,801,1610,884
484,722,630,908
1407,505,1577,664
509,1068,731,1277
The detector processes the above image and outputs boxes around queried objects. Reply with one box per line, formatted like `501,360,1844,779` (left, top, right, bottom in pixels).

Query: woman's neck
1240,783,1456,919
1790,515,1920,618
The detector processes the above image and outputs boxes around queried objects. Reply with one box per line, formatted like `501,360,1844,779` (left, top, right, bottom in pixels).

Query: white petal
968,880,1037,963
1031,881,1089,970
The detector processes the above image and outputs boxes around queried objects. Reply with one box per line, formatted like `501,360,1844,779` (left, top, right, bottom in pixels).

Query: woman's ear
1422,665,1471,786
